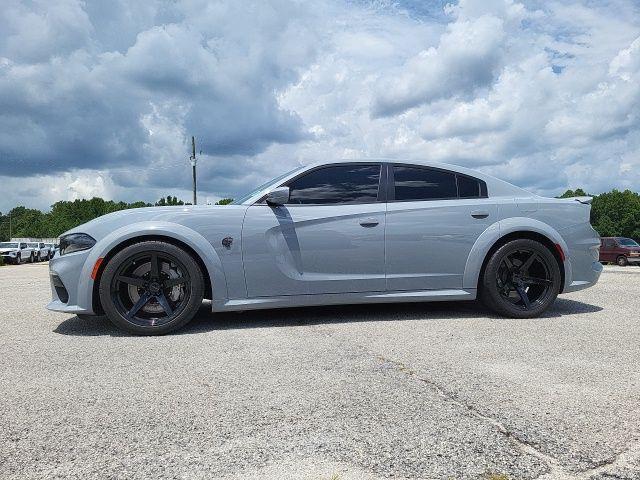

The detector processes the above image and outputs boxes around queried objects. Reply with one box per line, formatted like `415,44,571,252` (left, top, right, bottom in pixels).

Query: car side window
20,243,26,249
392,166,457,201
457,175,484,198
286,164,381,205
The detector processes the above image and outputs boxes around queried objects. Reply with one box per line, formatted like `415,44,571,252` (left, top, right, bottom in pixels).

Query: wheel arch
463,219,569,294
84,224,225,315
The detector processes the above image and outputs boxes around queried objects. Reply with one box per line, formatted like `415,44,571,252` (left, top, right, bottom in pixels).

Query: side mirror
265,186,290,206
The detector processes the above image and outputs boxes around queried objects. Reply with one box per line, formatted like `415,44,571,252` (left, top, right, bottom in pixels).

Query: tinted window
393,166,457,201
457,175,482,198
287,164,381,205
618,238,639,247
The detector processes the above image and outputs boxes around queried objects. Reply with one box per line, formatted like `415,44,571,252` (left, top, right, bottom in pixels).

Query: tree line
0,196,233,241
1,190,638,242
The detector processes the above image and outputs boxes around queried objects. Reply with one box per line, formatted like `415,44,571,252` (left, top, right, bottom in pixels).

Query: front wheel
481,239,561,318
29,253,34,263
98,241,205,335
616,255,628,267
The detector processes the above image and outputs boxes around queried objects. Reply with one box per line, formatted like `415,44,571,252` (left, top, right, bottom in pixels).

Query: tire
99,241,204,335
480,239,562,318
616,255,628,267
16,253,21,265
29,253,34,263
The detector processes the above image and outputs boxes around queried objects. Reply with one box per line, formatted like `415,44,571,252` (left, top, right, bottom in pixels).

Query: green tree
156,196,185,206
215,198,234,205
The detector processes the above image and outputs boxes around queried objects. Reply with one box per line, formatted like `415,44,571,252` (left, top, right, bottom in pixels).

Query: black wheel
481,239,561,318
99,241,204,335
15,253,21,265
616,255,628,267
29,253,34,263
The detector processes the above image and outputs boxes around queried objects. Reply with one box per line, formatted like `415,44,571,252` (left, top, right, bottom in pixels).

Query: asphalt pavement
0,263,638,480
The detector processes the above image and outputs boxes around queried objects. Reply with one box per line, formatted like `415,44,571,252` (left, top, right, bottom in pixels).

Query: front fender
75,222,226,313
462,217,572,291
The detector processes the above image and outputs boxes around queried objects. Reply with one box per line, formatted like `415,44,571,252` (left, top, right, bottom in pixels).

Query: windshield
618,238,640,247
0,242,18,248
232,166,305,205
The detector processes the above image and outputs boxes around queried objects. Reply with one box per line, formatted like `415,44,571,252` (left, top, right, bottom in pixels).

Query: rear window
457,175,483,198
393,166,457,201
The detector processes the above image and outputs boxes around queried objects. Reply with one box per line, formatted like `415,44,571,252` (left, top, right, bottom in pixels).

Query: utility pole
190,136,197,205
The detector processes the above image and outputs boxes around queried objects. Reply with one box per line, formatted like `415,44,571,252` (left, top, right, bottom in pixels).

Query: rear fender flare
463,217,571,291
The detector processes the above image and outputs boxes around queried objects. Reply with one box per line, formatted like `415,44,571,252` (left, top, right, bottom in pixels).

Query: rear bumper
625,256,640,264
564,261,603,293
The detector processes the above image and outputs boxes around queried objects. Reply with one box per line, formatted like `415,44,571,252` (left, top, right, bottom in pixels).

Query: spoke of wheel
117,275,146,287
155,293,174,316
515,285,531,308
503,255,514,270
521,276,553,286
150,253,160,278
126,292,152,319
520,252,538,274
164,277,187,288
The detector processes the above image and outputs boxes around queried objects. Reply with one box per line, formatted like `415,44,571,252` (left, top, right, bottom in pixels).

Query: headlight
59,233,96,255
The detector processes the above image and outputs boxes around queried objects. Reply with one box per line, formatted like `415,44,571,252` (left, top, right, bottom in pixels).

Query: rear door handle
471,211,489,219
359,217,379,228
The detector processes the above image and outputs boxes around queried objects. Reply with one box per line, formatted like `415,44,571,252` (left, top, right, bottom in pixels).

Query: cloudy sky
1,0,639,212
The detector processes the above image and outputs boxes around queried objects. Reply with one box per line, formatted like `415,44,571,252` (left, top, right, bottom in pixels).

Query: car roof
304,158,533,197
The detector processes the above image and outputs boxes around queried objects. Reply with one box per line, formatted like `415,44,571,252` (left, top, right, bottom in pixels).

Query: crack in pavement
372,354,640,480
306,322,639,480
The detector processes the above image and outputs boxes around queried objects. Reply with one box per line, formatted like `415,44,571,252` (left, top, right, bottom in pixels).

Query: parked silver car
47,160,602,335
0,242,36,264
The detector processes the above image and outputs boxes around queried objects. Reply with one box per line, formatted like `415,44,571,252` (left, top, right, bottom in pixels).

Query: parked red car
599,237,640,266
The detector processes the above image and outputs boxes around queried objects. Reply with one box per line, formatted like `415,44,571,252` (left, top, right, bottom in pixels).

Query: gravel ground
0,263,639,480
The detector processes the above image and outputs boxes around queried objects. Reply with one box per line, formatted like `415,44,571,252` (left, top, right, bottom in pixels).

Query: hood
0,248,17,253
62,204,249,242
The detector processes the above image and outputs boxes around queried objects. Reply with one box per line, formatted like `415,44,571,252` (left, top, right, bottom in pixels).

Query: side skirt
213,288,477,312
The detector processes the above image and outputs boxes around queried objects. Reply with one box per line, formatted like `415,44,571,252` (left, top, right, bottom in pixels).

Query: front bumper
46,250,94,314
625,256,640,264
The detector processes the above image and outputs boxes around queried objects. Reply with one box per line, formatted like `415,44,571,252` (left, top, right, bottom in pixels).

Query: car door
385,164,497,291
601,239,613,262
242,163,386,297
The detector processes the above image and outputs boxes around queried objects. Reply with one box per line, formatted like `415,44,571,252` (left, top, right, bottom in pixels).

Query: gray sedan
47,160,602,335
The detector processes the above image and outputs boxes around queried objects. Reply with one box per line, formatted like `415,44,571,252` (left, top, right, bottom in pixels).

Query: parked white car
28,242,53,261
0,242,36,264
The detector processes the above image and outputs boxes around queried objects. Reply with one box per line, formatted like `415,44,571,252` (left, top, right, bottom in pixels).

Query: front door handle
471,211,489,219
359,217,379,228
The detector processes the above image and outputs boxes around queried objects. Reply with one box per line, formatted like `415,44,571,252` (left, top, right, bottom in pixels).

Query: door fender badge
222,237,233,249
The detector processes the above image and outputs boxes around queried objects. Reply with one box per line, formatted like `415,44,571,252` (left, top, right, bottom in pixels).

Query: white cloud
1,0,640,212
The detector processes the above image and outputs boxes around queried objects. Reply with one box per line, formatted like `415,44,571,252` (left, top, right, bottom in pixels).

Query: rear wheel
616,255,628,267
481,239,561,318
99,241,204,335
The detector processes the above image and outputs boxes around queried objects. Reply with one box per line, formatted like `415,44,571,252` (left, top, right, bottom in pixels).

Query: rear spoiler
563,196,593,205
